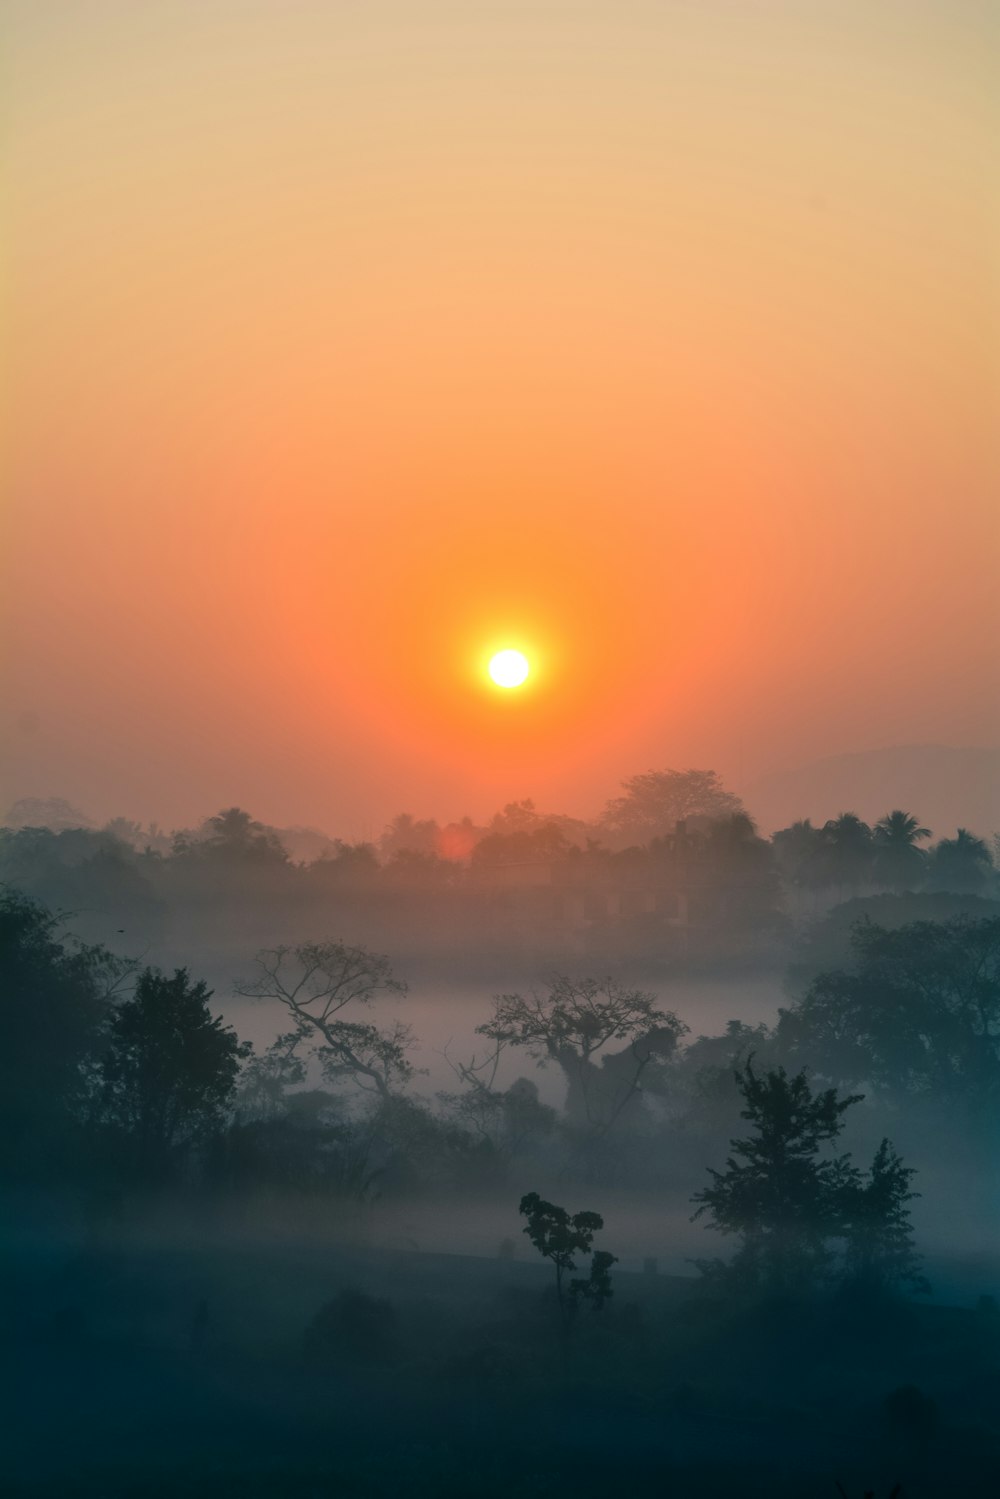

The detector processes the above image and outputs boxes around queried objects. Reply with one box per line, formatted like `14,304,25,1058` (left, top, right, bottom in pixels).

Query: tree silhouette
600,768,745,845
236,941,413,1099
691,1061,862,1294
438,1035,556,1163
95,967,250,1180
819,813,874,894
519,1191,617,1328
778,916,1000,1115
771,819,828,895
703,812,782,925
378,813,441,860
202,807,288,864
471,820,571,867
839,1138,928,1296
872,810,931,890
479,976,686,1145
0,889,132,1179
927,828,994,893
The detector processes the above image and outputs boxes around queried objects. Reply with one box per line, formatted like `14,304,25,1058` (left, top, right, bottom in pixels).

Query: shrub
303,1288,397,1364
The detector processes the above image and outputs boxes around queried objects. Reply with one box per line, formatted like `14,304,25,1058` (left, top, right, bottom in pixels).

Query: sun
488,648,530,689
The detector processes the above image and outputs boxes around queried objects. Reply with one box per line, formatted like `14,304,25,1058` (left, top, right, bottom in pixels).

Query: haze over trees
3,832,998,1495
92,968,251,1182
691,1061,924,1299
599,768,747,845
1,769,997,1499
3,767,994,983
778,915,1000,1121
479,977,686,1153
235,941,414,1100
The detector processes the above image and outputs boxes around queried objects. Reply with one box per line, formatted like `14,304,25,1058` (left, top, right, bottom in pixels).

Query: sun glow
488,649,530,689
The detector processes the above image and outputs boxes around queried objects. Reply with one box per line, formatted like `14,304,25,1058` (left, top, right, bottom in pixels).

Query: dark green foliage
0,828,162,941
839,1139,928,1296
692,1063,925,1302
519,1191,617,1321
437,1066,557,1171
0,888,128,1178
779,915,1000,1114
691,1062,862,1294
819,813,874,892
94,967,250,1180
873,809,931,890
222,1087,387,1200
673,1019,777,1139
570,1248,617,1310
927,828,994,893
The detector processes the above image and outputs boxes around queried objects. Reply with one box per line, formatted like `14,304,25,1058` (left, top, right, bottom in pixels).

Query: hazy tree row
3,778,997,994
6,884,998,1303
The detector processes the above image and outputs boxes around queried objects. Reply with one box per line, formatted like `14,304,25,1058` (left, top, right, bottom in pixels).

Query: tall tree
771,820,827,895
378,813,441,860
479,977,686,1146
839,1139,928,1297
600,769,745,846
777,916,1000,1117
872,810,931,891
236,941,413,1099
0,889,130,1178
201,807,288,865
819,813,874,893
703,813,782,926
95,967,250,1180
519,1192,617,1329
691,1061,861,1294
927,828,994,894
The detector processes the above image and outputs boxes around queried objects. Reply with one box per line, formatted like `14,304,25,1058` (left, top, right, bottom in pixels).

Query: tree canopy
600,769,745,845
94,967,250,1180
0,888,129,1177
778,915,1000,1113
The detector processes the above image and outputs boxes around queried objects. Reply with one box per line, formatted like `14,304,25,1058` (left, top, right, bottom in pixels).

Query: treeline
2,772,997,972
5,885,999,1301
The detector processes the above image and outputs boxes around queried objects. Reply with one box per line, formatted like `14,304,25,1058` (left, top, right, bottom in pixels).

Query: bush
881,1383,938,1438
303,1288,397,1364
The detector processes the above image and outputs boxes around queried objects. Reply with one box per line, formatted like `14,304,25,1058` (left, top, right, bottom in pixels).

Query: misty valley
3,775,1000,1497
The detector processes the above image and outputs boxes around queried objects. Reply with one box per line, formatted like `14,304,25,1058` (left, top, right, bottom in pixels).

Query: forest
3,769,999,1496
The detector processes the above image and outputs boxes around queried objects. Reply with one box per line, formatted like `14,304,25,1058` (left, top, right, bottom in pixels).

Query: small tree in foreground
840,1138,928,1297
519,1191,617,1330
692,1062,924,1299
691,1061,858,1295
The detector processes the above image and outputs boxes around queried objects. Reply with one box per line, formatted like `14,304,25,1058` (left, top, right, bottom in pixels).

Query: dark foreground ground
2,1222,999,1498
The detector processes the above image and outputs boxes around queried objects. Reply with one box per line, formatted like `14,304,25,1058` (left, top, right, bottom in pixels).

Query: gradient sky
5,0,998,835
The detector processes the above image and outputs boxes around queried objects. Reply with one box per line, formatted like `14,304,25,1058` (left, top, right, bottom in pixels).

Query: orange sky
5,0,998,834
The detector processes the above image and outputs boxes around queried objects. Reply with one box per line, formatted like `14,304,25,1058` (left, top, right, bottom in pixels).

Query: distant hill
741,744,1000,838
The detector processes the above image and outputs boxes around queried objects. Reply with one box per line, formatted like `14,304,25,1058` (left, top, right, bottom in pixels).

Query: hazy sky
5,1,998,835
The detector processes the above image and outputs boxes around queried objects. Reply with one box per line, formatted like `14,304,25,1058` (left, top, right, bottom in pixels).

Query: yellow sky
4,0,998,831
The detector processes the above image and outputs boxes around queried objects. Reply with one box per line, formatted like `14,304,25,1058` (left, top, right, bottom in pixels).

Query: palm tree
772,819,826,891
820,813,874,894
872,809,931,890
927,829,994,893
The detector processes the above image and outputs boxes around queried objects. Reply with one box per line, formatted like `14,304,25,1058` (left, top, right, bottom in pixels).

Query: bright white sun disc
489,649,530,688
